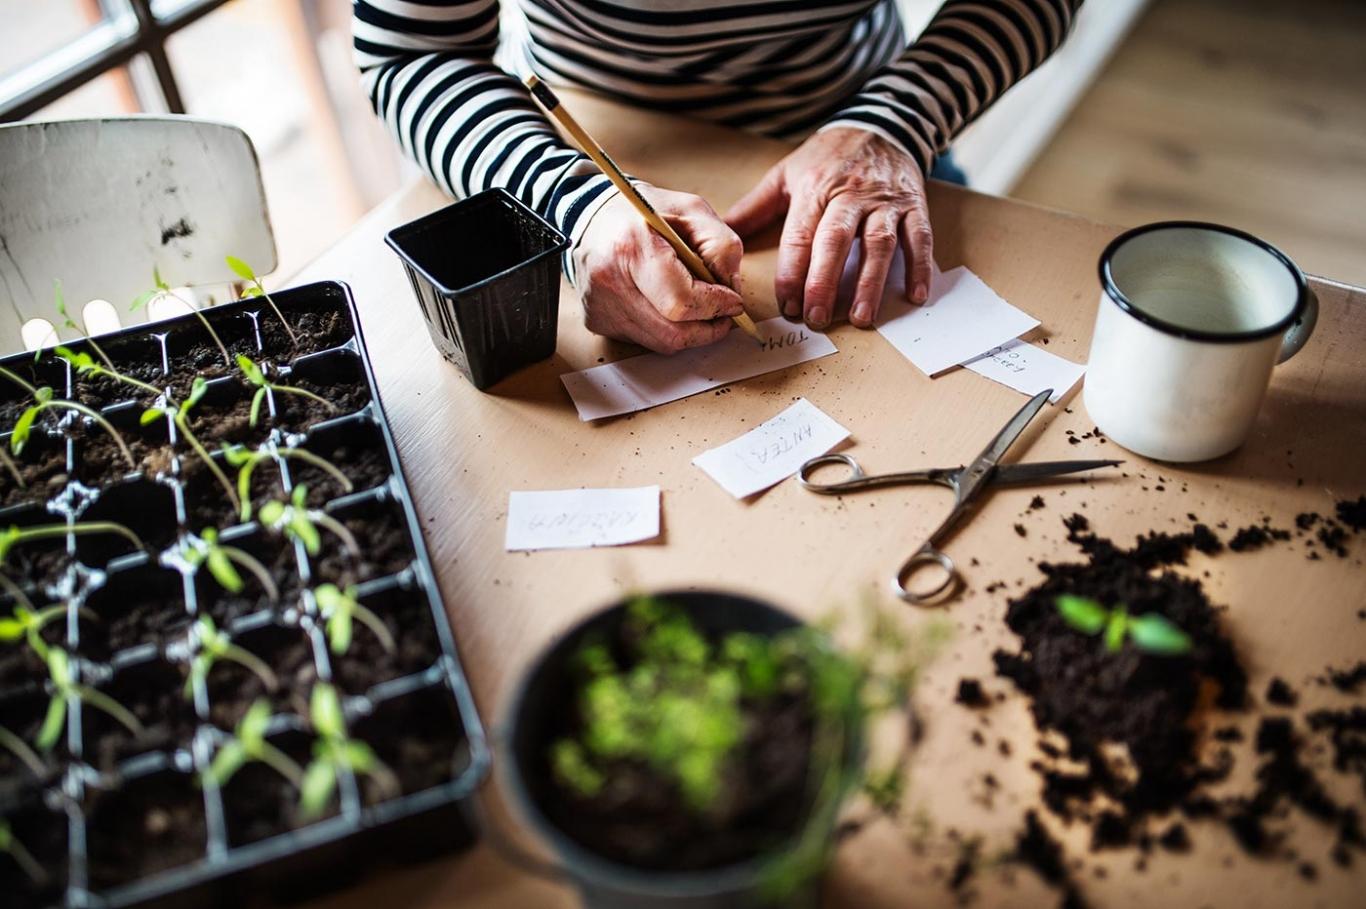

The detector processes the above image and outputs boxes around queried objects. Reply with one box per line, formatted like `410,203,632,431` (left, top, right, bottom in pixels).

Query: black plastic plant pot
0,281,489,909
502,591,827,909
385,187,568,391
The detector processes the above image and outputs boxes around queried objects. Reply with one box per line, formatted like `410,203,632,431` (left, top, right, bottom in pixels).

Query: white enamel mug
1083,222,1318,462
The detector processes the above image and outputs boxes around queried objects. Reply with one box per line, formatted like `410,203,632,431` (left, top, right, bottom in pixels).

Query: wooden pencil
524,75,762,344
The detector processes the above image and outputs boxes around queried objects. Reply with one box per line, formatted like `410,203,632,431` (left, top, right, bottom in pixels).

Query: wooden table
295,91,1366,908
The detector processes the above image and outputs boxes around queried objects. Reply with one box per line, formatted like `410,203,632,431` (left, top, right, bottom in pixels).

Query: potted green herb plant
502,591,929,908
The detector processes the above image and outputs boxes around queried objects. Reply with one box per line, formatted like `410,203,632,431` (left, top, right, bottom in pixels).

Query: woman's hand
573,184,746,354
725,127,933,330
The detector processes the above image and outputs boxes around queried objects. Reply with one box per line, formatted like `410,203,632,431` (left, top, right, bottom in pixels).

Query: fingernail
730,272,743,291
781,298,801,319
807,306,829,329
912,283,929,304
852,302,873,325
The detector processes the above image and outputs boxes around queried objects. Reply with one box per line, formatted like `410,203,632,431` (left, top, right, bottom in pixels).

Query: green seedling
548,595,941,903
180,528,279,603
185,615,278,700
226,255,298,346
235,355,335,428
223,442,352,522
313,583,394,656
0,446,23,489
201,699,303,790
56,347,164,401
0,818,48,887
131,266,231,367
0,601,95,661
0,366,135,469
36,648,143,751
0,724,46,778
143,376,239,515
258,486,359,558
1055,594,1193,655
0,521,144,566
299,683,398,819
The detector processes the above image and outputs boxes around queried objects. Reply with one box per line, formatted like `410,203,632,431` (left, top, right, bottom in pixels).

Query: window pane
0,0,129,81
25,65,141,120
164,0,402,279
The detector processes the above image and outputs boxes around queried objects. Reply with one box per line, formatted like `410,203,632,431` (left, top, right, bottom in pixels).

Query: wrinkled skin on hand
573,184,746,354
726,126,933,331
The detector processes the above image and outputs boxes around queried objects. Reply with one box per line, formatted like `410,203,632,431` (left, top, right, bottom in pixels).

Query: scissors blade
994,459,1123,485
955,389,1053,501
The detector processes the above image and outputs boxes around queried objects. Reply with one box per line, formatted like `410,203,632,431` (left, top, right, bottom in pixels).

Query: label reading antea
693,398,850,499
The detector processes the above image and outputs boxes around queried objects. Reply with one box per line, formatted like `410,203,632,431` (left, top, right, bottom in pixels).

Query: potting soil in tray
0,283,487,909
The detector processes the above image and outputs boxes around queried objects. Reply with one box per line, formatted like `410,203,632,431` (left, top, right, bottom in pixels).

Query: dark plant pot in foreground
385,187,568,391
502,591,826,909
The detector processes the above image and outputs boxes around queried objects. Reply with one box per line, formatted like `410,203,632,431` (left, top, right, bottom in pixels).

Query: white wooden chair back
0,116,276,355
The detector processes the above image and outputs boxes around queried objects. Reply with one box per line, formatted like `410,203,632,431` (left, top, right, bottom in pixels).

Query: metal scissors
798,388,1121,605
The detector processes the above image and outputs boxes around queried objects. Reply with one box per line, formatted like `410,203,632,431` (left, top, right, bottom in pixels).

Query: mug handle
1277,288,1318,364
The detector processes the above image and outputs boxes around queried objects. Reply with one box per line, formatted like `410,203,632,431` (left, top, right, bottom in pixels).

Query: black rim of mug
1097,220,1310,344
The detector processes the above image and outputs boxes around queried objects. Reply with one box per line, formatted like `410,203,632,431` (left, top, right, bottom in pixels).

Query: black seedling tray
0,283,489,908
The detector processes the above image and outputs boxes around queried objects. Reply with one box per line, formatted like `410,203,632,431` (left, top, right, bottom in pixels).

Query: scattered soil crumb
956,678,990,708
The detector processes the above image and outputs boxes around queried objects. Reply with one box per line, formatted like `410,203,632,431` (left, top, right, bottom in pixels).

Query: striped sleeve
822,0,1085,176
353,0,615,283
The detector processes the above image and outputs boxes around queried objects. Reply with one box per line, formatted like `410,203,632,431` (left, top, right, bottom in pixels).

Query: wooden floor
1014,0,1366,287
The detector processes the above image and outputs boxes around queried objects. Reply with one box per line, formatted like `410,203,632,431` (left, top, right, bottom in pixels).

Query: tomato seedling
201,699,303,790
1054,594,1193,655
226,255,298,346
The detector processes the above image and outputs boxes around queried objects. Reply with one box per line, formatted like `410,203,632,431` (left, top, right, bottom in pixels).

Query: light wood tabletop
294,90,1365,908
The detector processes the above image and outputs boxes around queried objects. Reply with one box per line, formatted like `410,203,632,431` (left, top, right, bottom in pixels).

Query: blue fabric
930,150,968,186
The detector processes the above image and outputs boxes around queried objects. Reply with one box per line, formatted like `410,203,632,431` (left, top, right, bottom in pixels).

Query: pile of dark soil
992,509,1366,905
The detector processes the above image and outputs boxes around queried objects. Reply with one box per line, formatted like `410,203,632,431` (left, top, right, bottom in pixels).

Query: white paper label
692,398,850,499
963,339,1086,403
561,317,838,421
505,486,660,551
874,266,1040,377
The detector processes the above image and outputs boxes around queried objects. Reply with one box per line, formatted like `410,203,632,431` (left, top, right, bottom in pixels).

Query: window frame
0,0,231,121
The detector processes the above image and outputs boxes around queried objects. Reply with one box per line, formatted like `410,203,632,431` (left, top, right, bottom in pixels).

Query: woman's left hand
725,126,933,331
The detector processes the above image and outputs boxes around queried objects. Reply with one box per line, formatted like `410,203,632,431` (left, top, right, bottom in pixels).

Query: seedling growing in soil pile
223,442,353,522
259,485,359,558
0,725,46,777
313,583,394,656
1054,594,1193,655
0,600,96,661
0,819,48,887
0,521,145,565
226,255,298,346
235,355,336,428
36,648,143,751
56,347,164,402
180,528,279,603
185,616,278,699
143,376,240,515
131,266,232,367
299,683,398,819
201,699,303,790
0,366,135,469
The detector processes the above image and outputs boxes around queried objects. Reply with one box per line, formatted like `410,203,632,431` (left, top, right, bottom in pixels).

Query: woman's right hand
572,184,746,354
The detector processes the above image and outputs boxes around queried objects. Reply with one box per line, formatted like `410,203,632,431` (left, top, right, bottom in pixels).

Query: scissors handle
798,454,957,495
893,544,960,605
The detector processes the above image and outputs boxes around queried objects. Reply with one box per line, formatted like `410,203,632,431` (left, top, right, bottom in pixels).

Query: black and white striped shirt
354,0,1082,277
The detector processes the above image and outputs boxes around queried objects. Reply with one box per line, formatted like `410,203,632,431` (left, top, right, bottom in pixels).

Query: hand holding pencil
525,75,762,348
